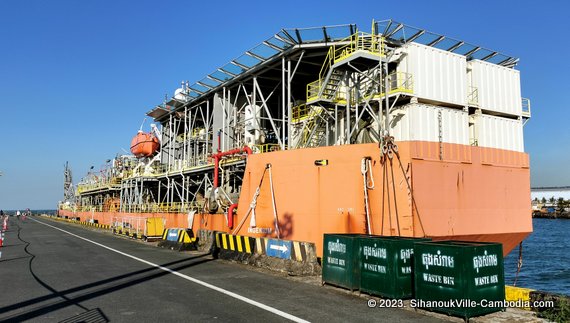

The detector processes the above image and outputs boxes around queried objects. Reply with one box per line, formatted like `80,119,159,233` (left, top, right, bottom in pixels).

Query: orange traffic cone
0,232,3,247
2,218,6,231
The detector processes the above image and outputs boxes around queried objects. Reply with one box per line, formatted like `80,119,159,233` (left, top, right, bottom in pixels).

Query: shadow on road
59,307,109,323
0,255,32,263
0,219,214,322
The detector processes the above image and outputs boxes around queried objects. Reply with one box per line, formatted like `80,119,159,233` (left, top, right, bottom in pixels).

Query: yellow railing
292,103,308,121
78,201,204,213
254,144,281,153
77,178,122,194
320,46,334,83
76,205,104,212
368,71,413,99
387,71,413,95
302,118,317,147
192,128,205,138
331,87,356,105
333,32,385,64
306,32,385,103
296,115,325,148
308,78,347,103
123,155,211,179
292,104,324,123
307,80,322,102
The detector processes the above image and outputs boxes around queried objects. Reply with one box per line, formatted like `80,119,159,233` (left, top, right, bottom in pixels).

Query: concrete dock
0,216,545,322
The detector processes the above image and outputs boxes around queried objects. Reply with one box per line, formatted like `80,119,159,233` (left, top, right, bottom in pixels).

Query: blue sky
1,0,568,209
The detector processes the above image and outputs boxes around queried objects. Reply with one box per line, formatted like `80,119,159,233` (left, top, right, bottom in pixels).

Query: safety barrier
291,104,324,123
214,232,316,263
216,233,255,254
522,97,531,117
111,216,165,241
254,237,316,263
157,228,197,251
113,226,142,240
75,201,204,213
77,177,122,194
82,221,112,230
46,215,176,243
253,144,282,154
468,86,479,106
46,215,112,230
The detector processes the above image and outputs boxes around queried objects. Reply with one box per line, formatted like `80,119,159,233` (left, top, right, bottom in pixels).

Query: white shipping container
468,60,522,116
397,42,467,106
475,114,524,152
389,103,468,145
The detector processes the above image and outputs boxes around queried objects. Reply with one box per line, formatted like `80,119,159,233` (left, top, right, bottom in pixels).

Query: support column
287,59,292,150
282,56,286,150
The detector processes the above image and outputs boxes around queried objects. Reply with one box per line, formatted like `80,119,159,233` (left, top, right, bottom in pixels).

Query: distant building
531,187,570,201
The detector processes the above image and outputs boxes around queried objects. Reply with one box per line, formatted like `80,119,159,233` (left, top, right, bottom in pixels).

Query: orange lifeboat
130,132,159,157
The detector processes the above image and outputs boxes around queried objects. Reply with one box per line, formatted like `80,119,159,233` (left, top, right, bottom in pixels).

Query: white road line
32,218,309,323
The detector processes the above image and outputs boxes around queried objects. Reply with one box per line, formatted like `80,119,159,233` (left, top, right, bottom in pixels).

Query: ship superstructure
61,20,532,256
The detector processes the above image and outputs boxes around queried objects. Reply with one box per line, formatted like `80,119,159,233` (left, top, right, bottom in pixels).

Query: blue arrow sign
266,239,292,259
166,229,179,241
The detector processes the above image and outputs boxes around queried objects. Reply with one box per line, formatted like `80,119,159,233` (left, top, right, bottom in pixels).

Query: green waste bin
322,234,361,291
413,241,505,319
359,236,431,299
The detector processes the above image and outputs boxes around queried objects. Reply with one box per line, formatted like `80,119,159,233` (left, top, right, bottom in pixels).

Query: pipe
228,203,238,228
213,146,253,188
217,130,221,153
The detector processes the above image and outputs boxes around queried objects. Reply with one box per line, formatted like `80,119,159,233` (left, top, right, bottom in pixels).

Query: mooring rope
513,242,523,286
231,166,268,235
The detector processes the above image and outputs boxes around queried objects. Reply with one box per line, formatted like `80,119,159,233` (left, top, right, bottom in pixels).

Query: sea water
505,218,570,295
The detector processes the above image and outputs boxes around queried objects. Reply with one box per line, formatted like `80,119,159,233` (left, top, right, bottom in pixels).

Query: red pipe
213,146,252,188
217,131,221,153
227,203,238,228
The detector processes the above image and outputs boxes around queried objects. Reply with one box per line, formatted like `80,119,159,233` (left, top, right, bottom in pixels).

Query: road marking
32,218,309,323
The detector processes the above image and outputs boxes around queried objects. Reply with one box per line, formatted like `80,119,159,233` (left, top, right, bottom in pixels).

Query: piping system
212,146,252,188
227,203,238,229
212,145,252,228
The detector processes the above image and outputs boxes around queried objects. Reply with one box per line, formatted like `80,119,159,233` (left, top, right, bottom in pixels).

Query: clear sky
1,0,568,209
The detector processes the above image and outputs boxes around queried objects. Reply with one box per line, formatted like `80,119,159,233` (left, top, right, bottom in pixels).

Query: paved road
0,216,445,322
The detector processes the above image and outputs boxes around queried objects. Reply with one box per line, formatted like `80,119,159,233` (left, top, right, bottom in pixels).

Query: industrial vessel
59,20,532,257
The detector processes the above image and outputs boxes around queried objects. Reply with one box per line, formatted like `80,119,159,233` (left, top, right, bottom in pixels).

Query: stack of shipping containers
389,42,524,151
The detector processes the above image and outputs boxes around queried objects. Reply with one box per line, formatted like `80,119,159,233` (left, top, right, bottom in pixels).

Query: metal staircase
320,69,344,101
296,114,327,148
306,32,386,105
291,105,329,148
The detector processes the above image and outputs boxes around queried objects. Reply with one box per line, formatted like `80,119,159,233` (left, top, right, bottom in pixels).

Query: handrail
307,80,321,102
333,32,384,64
521,98,531,117
254,144,281,153
77,177,122,193
468,86,479,106
292,104,324,123
319,46,334,85
306,32,385,103
78,201,205,213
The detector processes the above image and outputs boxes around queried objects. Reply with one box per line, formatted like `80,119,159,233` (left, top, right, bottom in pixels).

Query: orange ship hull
62,141,531,257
